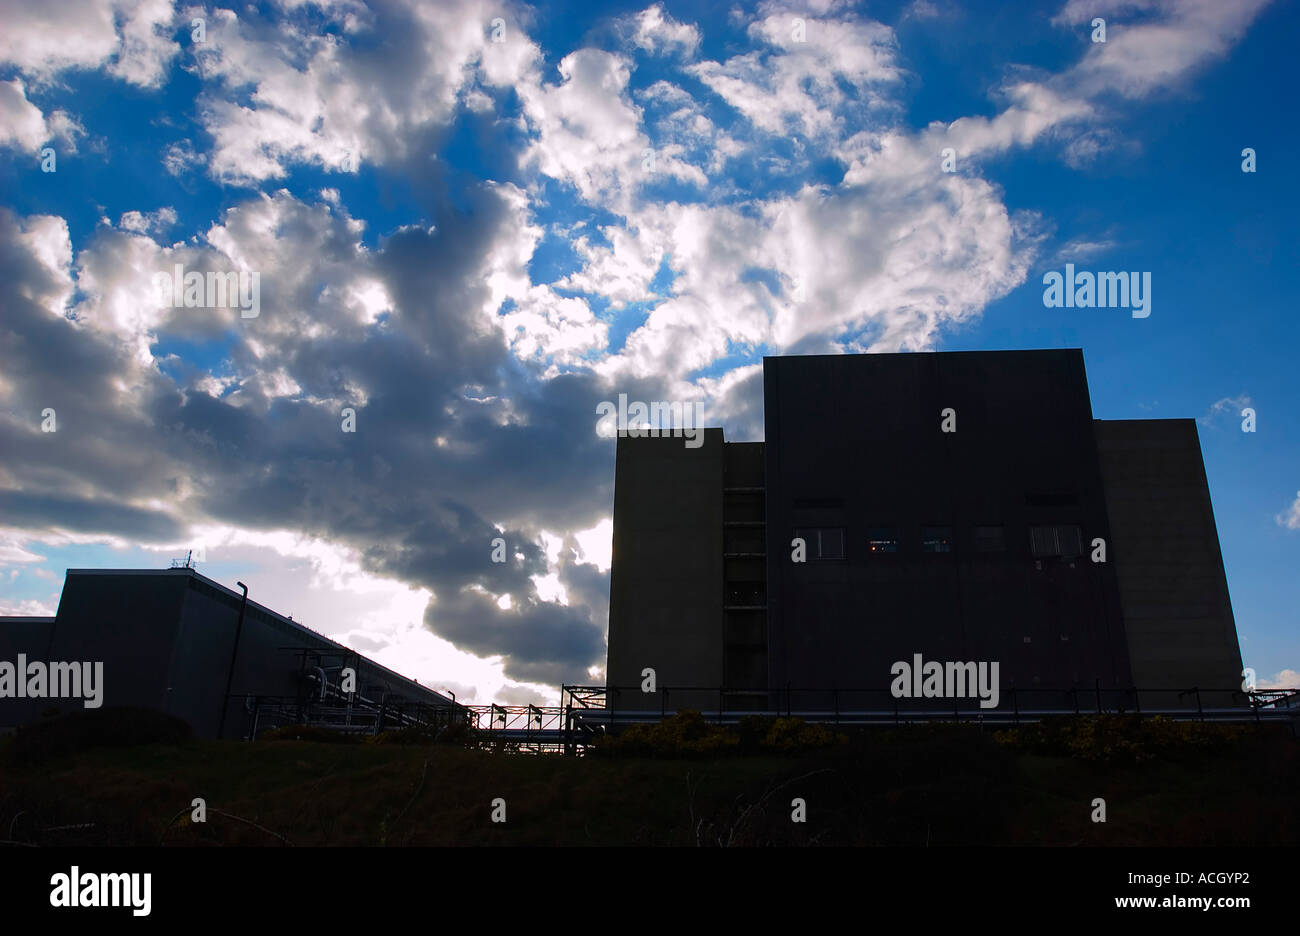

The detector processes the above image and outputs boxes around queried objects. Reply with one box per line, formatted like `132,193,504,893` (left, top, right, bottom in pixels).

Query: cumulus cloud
518,48,703,210
0,180,617,686
117,207,178,237
0,0,180,88
1256,668,1300,690
619,3,701,58
0,80,85,154
0,80,50,152
187,0,541,184
688,10,901,139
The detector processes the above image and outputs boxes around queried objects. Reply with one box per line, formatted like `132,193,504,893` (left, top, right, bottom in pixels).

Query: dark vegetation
0,708,1294,846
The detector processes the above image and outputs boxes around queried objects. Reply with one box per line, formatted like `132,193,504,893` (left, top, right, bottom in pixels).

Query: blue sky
0,0,1296,702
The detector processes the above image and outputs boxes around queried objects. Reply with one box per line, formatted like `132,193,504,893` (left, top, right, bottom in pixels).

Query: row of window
794,524,1084,560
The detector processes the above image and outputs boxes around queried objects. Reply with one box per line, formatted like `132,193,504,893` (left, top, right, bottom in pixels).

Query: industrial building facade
1,567,460,738
605,350,1246,713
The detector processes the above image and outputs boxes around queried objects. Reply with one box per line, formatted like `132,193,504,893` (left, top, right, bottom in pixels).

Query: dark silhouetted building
1,567,461,737
605,350,1245,713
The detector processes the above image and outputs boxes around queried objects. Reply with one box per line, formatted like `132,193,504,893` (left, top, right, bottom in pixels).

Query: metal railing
557,683,1300,754
229,681,1298,753
460,704,568,752
231,679,464,740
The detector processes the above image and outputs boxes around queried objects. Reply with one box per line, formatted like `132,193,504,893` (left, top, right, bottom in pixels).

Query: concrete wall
1096,420,1246,708
763,350,1133,711
603,352,1245,716
606,429,725,711
48,572,190,716
1,569,457,738
0,617,57,728
177,572,459,737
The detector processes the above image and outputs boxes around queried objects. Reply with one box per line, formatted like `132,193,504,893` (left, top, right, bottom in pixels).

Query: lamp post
217,581,249,739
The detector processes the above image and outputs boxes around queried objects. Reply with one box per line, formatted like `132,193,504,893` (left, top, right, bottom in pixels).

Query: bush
762,717,842,753
366,721,477,746
8,707,191,764
258,724,358,744
595,710,739,757
595,711,845,757
993,714,1245,764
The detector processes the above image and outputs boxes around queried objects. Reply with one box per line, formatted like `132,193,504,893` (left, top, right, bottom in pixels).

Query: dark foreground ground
1,710,1296,846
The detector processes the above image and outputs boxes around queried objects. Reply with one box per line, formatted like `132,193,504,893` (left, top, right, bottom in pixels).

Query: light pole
217,581,249,739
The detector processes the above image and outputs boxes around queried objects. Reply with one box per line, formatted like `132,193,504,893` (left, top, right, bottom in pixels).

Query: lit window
867,526,898,553
922,526,953,553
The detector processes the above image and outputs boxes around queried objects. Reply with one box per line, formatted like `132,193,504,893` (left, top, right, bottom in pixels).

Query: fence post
1095,678,1102,714
1195,686,1203,722
1012,687,1019,727
563,701,572,756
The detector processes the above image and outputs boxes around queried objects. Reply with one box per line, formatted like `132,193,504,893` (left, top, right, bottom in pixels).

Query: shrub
993,714,1245,764
366,721,477,746
594,710,739,757
258,724,358,744
594,711,845,757
8,707,191,764
762,717,842,753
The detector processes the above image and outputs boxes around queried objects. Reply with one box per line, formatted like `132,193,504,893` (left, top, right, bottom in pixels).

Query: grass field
1,711,1296,846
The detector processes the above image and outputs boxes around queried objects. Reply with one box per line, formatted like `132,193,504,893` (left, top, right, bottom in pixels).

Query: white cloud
0,0,180,89
162,139,202,176
0,80,84,154
0,531,46,565
0,597,57,616
1257,668,1300,690
688,11,901,138
573,517,612,572
621,4,701,58
1053,237,1118,263
0,79,48,152
921,82,1095,162
588,156,1038,381
558,222,664,308
1055,0,1274,99
1199,394,1252,428
903,0,944,19
135,526,559,703
118,207,178,236
188,0,541,185
10,214,75,318
1277,492,1300,531
498,286,608,370
519,49,645,206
